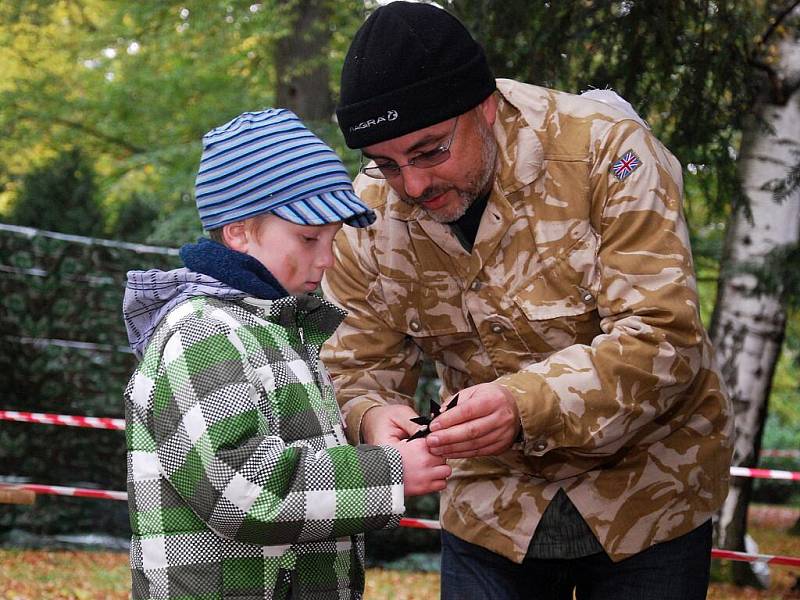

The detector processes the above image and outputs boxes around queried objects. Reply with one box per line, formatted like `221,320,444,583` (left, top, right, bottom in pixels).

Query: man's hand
426,383,521,458
360,404,421,445
392,438,452,496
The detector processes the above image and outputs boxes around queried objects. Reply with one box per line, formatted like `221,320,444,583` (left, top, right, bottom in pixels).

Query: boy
122,108,450,599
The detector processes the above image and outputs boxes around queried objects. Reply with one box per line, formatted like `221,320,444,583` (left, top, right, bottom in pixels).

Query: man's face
360,96,499,223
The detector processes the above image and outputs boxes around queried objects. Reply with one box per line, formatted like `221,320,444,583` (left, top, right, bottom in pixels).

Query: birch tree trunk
710,31,800,587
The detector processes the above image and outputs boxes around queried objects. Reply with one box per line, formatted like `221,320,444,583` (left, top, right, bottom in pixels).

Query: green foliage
106,192,160,242
766,313,800,428
0,1,364,238
744,243,800,310
0,1,778,243
450,1,768,217
10,148,104,236
753,415,800,507
144,199,203,247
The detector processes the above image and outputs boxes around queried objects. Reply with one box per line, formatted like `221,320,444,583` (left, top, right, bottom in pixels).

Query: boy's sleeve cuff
340,397,384,444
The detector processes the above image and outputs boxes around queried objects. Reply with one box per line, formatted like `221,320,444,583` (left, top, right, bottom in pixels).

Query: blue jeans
441,520,712,600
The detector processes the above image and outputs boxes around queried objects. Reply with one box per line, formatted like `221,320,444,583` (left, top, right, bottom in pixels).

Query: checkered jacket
124,293,404,599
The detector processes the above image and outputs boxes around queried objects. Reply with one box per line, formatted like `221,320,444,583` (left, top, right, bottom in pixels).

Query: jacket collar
493,79,545,194
244,293,347,344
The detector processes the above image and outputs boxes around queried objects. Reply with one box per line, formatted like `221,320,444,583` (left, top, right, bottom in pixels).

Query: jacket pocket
513,226,600,321
366,274,472,337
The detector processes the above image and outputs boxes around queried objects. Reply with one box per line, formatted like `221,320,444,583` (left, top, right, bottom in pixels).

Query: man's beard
400,116,498,223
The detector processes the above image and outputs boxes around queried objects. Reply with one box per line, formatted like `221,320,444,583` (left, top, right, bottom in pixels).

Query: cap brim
270,189,376,228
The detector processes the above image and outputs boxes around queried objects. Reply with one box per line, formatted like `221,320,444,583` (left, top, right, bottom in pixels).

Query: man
322,2,733,599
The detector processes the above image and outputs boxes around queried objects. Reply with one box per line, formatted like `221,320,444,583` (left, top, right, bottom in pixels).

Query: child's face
242,214,343,294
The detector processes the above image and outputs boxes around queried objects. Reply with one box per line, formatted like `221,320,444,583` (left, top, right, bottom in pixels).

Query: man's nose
399,166,434,199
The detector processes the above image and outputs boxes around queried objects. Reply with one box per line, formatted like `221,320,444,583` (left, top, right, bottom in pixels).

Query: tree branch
50,116,146,154
748,1,800,105
14,108,146,155
748,58,788,104
758,0,800,48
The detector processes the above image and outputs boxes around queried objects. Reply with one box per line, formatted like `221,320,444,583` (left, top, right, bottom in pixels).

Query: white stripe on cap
194,108,375,230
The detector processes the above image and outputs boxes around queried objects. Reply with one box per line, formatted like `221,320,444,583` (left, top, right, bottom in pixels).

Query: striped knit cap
195,108,375,230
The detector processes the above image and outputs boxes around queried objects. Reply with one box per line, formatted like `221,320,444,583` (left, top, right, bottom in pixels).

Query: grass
0,514,798,599
0,548,129,599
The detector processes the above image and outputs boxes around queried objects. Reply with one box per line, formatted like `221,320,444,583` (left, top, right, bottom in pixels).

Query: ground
0,505,798,599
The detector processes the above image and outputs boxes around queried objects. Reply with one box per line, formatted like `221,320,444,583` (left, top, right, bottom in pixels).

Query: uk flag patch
611,150,641,181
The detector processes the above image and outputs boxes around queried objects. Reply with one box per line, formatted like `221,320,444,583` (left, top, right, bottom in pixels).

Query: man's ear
479,93,499,126
221,221,249,253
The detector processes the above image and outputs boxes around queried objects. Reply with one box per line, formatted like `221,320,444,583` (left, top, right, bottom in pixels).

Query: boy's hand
360,404,421,444
426,383,521,458
359,403,452,495
393,438,451,496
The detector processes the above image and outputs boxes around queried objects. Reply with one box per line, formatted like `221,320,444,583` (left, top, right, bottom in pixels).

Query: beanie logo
350,110,398,132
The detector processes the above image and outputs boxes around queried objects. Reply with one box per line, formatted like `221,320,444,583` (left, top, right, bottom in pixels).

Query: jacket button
470,280,482,291
490,323,503,334
409,319,421,332
582,293,594,302
532,440,548,452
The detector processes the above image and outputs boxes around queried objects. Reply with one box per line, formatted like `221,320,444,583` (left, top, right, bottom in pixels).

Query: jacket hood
122,268,247,359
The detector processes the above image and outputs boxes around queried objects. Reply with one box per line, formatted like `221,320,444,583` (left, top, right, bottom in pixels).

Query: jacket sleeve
497,119,717,477
150,315,404,546
320,226,424,444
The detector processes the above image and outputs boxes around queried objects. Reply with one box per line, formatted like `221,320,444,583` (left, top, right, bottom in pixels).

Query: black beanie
336,1,496,149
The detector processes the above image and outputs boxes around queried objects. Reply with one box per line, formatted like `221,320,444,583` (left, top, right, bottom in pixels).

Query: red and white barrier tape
730,466,800,481
399,517,440,530
2,484,798,568
710,548,800,567
3,411,800,481
1,483,127,501
0,410,126,430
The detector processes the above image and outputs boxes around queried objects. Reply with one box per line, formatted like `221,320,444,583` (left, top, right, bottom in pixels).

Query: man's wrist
358,404,380,443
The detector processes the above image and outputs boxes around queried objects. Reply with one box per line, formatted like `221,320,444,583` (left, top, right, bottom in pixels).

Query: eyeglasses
359,116,460,179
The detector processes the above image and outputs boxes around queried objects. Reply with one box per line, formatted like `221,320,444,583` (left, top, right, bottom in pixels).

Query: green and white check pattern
125,294,404,599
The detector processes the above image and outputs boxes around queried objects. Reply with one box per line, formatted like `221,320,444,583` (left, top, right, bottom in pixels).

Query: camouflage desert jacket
124,291,404,599
321,79,734,563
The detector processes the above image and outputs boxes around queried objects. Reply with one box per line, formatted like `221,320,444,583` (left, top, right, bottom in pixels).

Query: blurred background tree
10,148,103,236
0,0,364,245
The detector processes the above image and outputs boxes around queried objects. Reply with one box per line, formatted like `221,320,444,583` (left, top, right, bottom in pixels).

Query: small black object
407,393,459,441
